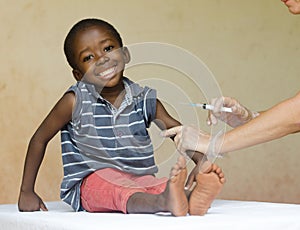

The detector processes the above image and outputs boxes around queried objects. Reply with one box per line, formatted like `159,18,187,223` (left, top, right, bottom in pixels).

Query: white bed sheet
0,199,299,230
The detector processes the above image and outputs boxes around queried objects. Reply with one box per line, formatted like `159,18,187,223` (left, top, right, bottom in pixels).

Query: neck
97,80,125,107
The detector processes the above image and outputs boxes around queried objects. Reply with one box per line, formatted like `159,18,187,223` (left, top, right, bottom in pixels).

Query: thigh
133,175,168,194
80,168,146,213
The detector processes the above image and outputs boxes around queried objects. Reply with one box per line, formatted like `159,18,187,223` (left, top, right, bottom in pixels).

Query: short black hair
64,18,123,69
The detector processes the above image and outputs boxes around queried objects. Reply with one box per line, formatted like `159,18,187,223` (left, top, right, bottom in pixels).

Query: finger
230,104,239,114
209,98,222,120
223,97,236,108
209,113,218,125
213,97,226,114
40,202,48,211
206,111,213,126
173,135,181,149
160,126,182,137
207,119,212,126
209,97,218,106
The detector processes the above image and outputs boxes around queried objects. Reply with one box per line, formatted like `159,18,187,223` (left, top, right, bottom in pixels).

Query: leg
189,164,225,216
81,168,147,213
127,156,188,216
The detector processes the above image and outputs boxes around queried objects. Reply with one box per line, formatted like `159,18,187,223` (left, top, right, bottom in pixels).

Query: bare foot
126,156,188,215
164,156,189,216
189,164,225,216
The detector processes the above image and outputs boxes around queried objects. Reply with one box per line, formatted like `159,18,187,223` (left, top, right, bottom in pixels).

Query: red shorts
80,168,168,213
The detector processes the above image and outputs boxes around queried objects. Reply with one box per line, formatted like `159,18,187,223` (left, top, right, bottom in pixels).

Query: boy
18,18,225,216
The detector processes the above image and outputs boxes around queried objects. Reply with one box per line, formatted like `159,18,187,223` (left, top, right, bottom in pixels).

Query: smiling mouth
95,66,117,79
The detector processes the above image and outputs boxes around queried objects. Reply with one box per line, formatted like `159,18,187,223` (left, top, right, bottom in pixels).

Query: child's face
71,25,129,88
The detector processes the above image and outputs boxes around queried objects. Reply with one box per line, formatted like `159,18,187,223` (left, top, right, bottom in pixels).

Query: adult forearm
219,94,300,153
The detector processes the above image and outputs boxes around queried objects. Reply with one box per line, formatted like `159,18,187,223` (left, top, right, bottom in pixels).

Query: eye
83,54,94,62
104,45,114,52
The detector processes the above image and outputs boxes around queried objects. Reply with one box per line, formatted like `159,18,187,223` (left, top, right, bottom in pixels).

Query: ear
122,47,131,64
72,69,83,81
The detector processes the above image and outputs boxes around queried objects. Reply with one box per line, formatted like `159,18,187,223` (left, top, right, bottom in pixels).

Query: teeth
99,67,115,77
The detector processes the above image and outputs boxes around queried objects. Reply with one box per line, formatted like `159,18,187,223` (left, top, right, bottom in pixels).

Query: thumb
207,111,218,126
160,126,182,138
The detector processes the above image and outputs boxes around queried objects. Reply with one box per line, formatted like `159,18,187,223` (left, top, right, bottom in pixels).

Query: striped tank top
60,77,157,211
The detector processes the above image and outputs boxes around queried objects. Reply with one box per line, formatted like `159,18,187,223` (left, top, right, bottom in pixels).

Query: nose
95,55,110,66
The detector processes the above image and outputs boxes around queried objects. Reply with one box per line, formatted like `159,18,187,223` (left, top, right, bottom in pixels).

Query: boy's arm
18,92,75,212
154,99,181,129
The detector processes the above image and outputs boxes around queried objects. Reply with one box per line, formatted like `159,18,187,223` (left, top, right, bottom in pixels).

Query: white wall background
1,0,299,204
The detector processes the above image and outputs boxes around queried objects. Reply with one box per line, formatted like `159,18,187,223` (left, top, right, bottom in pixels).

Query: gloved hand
162,125,210,155
207,97,259,128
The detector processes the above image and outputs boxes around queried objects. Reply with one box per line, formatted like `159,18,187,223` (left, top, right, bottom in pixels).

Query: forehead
73,25,118,50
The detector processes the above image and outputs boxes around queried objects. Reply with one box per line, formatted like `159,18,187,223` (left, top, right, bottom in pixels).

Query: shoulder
54,84,78,111
54,91,76,113
65,82,82,94
123,76,156,98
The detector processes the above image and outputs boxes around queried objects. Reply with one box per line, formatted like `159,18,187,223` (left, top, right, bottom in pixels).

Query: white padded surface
1,200,300,230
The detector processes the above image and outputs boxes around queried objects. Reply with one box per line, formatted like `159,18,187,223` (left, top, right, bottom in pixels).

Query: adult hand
281,0,300,15
18,190,48,212
162,125,210,155
207,97,259,128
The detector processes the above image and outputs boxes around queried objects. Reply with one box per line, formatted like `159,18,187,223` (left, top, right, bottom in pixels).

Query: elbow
28,132,49,149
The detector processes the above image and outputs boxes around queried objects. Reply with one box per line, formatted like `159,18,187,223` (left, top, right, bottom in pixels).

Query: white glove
162,125,210,155
207,97,259,128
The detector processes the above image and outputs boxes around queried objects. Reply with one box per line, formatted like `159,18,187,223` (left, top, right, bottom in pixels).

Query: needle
184,103,233,113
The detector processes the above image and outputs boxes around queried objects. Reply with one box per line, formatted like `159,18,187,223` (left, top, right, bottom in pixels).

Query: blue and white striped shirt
60,77,157,211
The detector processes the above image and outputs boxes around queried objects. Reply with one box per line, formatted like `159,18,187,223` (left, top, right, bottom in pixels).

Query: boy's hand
185,165,198,190
18,191,48,212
